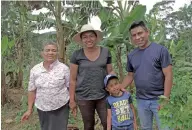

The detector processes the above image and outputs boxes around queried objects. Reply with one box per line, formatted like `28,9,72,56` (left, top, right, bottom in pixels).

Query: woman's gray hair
42,41,58,51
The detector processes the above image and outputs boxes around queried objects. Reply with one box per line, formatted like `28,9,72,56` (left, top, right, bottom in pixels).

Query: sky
32,0,191,34
140,0,191,13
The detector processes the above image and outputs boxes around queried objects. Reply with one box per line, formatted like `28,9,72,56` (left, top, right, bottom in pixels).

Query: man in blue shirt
120,21,173,130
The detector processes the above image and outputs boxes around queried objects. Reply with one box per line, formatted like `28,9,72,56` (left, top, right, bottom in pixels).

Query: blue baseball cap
104,74,118,87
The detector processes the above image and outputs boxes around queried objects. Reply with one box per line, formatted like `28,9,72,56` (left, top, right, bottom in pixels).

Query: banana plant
98,1,146,81
1,35,15,105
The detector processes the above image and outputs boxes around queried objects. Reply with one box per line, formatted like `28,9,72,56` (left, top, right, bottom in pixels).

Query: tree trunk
55,1,65,63
1,69,7,106
116,46,123,82
17,69,23,88
56,26,65,63
15,40,23,88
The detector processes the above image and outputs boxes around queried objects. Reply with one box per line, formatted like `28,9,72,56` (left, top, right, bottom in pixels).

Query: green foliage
165,3,192,39
66,41,81,65
1,35,15,56
159,70,192,129
99,4,146,47
146,12,166,45
120,5,146,37
159,12,192,128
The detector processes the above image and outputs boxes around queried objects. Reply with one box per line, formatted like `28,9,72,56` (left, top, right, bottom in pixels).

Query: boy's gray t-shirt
127,43,172,100
70,47,111,100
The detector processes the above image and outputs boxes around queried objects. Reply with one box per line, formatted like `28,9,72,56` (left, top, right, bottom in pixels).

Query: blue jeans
137,99,160,130
112,124,134,130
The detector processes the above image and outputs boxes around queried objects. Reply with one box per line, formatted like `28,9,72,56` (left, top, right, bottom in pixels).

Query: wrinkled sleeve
28,69,36,91
64,66,70,88
70,51,78,65
160,47,172,68
126,55,134,72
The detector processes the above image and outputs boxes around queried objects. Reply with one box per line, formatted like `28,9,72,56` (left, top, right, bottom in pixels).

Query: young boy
104,74,137,130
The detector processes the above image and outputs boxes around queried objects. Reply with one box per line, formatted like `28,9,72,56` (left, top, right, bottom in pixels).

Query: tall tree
27,1,103,63
1,1,34,88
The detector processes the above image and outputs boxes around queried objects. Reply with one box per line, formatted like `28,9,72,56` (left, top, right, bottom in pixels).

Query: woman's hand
21,109,33,122
69,100,77,117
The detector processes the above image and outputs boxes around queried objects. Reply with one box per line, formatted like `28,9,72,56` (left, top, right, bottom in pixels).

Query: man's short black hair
129,20,147,32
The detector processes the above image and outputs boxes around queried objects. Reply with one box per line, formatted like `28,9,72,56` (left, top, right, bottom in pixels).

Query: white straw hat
73,24,103,44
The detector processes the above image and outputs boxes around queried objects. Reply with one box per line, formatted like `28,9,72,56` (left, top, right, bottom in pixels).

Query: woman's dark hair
129,21,147,32
80,30,97,39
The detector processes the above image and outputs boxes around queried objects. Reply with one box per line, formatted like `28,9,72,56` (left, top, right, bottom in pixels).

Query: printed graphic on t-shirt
113,99,130,122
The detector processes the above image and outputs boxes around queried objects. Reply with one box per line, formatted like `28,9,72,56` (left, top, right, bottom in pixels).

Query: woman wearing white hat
69,24,115,130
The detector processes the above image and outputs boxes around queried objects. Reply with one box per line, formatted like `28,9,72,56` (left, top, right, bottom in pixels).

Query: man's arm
107,109,112,130
121,72,134,89
162,65,173,98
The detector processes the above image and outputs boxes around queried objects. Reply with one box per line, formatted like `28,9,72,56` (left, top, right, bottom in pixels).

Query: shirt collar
49,59,59,70
40,59,59,72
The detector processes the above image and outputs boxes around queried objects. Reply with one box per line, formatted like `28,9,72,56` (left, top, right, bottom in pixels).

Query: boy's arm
128,95,137,130
106,99,112,130
107,109,112,130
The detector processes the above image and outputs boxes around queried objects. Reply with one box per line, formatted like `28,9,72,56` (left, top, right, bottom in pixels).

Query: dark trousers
37,103,69,130
77,97,107,130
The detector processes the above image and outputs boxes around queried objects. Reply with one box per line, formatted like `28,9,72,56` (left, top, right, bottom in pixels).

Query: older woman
69,24,114,130
21,42,70,130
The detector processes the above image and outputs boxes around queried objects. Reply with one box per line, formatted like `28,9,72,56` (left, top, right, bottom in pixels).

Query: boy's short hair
104,74,118,87
129,20,147,32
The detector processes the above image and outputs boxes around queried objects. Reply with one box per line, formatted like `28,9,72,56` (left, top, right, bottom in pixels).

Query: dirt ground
1,88,40,130
1,88,102,130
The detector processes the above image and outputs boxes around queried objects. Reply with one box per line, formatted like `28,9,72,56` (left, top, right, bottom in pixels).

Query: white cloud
31,7,49,15
174,0,191,11
33,27,56,34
